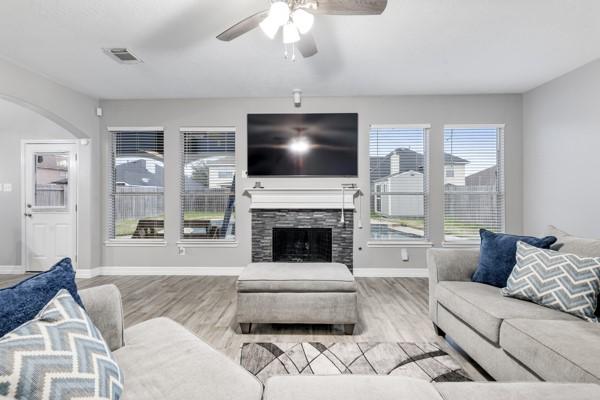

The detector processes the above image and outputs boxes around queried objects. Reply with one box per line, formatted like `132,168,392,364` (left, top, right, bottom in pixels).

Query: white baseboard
0,265,25,274
75,266,428,279
353,268,428,278
77,266,245,278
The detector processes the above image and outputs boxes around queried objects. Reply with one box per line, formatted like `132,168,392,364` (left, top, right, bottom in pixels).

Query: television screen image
247,113,358,176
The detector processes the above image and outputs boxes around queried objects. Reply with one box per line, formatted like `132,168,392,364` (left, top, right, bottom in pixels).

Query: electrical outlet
3,183,12,192
401,248,409,262
178,246,186,256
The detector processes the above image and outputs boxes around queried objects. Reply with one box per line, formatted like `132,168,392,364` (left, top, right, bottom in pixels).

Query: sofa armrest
79,284,125,351
427,248,480,323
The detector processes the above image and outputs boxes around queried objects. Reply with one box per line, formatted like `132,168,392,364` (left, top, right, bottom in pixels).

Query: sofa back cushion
0,257,83,338
502,241,600,322
472,229,557,288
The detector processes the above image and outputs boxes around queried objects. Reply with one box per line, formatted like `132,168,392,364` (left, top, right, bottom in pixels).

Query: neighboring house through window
444,125,505,242
108,129,165,240
181,128,236,240
369,125,430,241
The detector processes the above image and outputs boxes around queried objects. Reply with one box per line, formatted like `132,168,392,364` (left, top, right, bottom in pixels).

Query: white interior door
23,142,77,272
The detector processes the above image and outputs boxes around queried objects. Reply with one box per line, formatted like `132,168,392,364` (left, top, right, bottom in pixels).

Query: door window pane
34,153,69,209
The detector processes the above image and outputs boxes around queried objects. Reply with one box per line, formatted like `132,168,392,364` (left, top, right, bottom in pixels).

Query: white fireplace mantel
244,188,361,210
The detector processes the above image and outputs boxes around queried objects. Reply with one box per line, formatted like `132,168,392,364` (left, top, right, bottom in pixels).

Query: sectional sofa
80,281,600,399
428,226,600,382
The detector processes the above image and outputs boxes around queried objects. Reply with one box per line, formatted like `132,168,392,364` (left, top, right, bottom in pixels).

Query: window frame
442,124,505,246
105,127,166,246
178,127,237,246
367,124,432,247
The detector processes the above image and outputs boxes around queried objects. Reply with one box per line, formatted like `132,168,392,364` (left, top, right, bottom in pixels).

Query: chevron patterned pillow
502,241,600,322
0,289,123,399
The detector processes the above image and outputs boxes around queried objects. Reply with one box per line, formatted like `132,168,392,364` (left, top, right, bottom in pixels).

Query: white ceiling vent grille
104,48,143,64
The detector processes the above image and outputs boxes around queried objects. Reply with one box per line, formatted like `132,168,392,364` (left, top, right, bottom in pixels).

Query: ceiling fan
217,0,388,60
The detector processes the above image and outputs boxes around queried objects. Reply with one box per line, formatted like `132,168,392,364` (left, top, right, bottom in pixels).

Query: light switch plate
3,183,12,192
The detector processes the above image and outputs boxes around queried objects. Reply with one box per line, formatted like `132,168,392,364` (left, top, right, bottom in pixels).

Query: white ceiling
0,0,599,99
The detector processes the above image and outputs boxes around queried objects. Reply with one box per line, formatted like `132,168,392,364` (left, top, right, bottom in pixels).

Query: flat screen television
247,113,358,176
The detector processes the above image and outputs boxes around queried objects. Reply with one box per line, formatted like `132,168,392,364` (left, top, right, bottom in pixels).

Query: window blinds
443,126,504,241
369,126,429,241
108,130,164,240
181,129,236,240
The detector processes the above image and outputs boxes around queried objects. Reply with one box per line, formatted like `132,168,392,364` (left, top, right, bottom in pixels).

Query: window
369,125,429,241
444,125,504,241
181,128,236,240
108,130,164,240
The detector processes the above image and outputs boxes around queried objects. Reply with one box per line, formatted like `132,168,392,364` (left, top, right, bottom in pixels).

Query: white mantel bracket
243,188,361,210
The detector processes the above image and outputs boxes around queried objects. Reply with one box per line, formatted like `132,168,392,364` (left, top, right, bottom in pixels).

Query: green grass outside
116,211,233,238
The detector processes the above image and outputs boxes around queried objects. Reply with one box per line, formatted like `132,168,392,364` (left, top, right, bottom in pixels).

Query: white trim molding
367,241,433,248
244,188,360,210
107,126,164,132
177,241,239,248
353,268,428,278
104,240,168,247
179,127,236,133
77,266,245,278
444,123,506,129
0,265,26,274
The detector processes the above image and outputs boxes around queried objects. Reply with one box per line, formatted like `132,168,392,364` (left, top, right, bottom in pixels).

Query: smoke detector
103,48,143,64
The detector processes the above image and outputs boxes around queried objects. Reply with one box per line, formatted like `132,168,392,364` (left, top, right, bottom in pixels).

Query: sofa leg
433,323,446,337
240,323,252,334
343,324,355,335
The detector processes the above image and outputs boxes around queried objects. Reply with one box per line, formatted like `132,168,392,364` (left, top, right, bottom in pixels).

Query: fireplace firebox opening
272,228,333,263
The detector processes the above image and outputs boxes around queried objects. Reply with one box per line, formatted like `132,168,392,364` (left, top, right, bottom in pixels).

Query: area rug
240,342,471,384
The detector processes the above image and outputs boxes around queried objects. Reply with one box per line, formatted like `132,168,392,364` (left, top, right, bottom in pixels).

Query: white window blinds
443,126,504,241
181,129,236,240
108,130,164,240
369,126,429,241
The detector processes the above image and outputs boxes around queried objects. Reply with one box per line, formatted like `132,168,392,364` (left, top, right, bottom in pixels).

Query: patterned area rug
240,342,471,384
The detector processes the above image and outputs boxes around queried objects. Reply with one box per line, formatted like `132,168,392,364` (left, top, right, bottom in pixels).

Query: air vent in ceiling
103,48,143,64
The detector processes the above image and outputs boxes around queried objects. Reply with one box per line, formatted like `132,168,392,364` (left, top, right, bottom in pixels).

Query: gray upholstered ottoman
236,262,358,334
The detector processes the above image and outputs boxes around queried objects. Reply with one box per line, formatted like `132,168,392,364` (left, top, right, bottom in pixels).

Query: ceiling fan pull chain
284,43,288,59
292,44,296,62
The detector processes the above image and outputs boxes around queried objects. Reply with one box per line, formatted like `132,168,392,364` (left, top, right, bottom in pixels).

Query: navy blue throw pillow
472,229,557,288
0,257,83,337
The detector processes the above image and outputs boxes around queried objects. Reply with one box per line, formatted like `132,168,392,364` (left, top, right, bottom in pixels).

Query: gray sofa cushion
436,281,578,344
546,225,600,257
237,262,356,292
501,319,600,383
263,376,443,400
435,382,600,400
113,317,262,400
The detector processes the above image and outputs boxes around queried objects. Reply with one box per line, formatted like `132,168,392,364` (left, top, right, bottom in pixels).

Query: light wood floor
0,274,487,380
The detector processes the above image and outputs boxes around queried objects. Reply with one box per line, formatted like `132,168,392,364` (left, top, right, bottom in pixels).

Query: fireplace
273,228,332,263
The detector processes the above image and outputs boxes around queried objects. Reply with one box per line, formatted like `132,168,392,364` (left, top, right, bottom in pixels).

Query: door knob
24,213,32,218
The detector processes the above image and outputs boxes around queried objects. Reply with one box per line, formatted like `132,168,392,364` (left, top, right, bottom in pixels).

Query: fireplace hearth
273,228,332,263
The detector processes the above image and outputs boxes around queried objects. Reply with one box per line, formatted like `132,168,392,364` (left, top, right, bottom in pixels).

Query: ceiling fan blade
297,33,318,58
216,10,269,41
311,0,388,15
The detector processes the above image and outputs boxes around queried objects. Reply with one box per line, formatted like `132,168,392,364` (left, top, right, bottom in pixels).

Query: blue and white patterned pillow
0,289,123,399
502,241,600,322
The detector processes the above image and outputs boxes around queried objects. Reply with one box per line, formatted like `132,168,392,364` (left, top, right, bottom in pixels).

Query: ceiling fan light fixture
269,1,291,26
259,16,280,39
283,22,301,44
291,9,314,34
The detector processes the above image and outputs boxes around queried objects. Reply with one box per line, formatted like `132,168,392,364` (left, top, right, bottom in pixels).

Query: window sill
177,240,239,248
367,241,433,248
104,240,167,247
442,240,480,248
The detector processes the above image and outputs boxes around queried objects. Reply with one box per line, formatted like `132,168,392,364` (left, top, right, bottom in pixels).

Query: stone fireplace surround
245,188,359,272
252,209,354,271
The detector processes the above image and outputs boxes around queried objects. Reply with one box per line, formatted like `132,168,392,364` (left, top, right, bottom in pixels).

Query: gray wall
0,99,74,265
100,94,523,271
523,59,600,238
0,58,100,270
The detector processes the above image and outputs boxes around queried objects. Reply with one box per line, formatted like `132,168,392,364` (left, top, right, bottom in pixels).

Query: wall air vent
103,48,143,64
